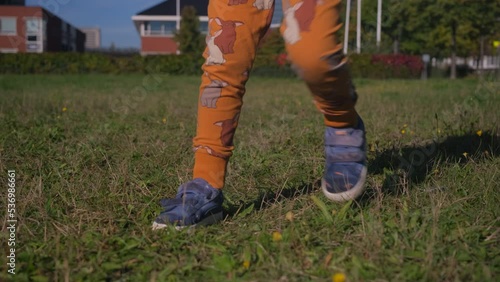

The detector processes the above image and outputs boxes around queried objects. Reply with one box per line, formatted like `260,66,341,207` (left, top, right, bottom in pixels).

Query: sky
26,0,162,48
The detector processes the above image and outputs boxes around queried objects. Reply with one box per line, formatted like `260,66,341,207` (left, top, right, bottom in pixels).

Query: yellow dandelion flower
272,231,282,242
285,211,294,222
476,130,482,137
401,129,406,134
162,118,167,124
243,260,250,269
332,272,346,282
62,107,67,112
403,124,408,128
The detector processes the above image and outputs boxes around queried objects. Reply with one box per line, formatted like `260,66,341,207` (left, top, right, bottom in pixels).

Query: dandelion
401,129,406,134
62,107,67,112
272,231,282,242
285,211,294,222
243,260,250,269
162,118,167,124
403,124,408,128
476,130,482,137
332,272,346,282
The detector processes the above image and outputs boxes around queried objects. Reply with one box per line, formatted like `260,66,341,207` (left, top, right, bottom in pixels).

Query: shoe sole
151,211,224,231
321,166,367,202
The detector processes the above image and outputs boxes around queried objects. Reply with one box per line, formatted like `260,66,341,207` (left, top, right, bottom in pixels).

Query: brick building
132,0,283,56
0,4,85,53
81,27,101,50
132,0,208,55
0,0,26,5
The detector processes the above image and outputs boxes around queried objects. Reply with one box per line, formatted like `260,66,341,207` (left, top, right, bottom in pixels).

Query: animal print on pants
194,0,358,189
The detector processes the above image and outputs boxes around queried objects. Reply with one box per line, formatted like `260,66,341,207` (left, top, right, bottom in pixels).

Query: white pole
176,0,180,30
356,0,362,53
343,0,352,54
377,0,382,49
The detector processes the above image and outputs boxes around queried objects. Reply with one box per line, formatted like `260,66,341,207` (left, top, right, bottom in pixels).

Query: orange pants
193,0,358,188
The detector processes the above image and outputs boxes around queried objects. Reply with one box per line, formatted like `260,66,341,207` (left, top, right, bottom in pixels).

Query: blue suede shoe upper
155,178,223,226
323,119,367,194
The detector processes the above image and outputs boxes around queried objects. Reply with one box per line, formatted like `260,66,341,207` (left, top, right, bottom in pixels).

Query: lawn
0,74,499,281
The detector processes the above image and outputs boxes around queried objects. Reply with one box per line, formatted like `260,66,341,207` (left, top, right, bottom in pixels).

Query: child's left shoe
322,117,367,202
152,178,224,230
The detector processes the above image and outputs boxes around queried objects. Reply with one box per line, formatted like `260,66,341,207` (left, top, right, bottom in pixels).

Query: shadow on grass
224,179,321,217
225,131,499,216
361,130,500,202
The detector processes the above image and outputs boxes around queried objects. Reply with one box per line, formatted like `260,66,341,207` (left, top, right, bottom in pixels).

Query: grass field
0,74,499,281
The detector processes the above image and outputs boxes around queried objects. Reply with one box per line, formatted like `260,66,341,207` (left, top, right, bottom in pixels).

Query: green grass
0,74,499,281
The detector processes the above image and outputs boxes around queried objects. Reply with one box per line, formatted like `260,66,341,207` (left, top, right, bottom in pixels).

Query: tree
464,0,500,74
382,0,411,54
175,6,204,54
258,29,286,56
110,42,116,52
357,0,404,54
346,0,500,78
384,0,500,79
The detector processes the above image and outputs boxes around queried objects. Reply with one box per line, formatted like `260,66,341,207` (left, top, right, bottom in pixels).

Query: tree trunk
478,36,485,77
450,23,457,79
393,26,402,54
393,39,399,54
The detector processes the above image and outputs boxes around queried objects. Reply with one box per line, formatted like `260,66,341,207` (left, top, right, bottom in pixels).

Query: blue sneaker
152,178,224,230
322,117,367,202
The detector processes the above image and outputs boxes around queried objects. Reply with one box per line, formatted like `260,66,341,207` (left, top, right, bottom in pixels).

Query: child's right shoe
152,178,224,230
322,117,367,202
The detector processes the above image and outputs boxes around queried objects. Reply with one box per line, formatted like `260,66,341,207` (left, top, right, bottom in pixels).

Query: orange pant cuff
193,151,228,189
324,110,358,128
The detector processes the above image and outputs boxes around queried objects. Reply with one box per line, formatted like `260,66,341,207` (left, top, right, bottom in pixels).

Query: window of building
61,23,68,44
25,18,43,52
199,21,208,34
0,17,17,35
26,18,41,33
144,21,176,36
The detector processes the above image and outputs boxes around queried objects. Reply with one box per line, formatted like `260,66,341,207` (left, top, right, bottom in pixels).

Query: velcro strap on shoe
325,130,364,147
326,148,365,162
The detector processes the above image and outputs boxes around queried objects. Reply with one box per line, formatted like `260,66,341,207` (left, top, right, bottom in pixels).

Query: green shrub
0,53,204,75
0,52,422,79
350,54,423,79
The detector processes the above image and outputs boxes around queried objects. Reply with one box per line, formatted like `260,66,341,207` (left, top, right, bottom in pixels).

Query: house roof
137,0,208,16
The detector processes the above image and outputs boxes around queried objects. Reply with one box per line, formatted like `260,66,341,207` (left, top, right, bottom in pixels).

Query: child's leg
193,0,275,189
281,0,366,201
153,1,275,229
281,0,357,128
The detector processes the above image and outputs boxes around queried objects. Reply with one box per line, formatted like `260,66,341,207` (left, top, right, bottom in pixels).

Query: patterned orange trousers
193,0,358,188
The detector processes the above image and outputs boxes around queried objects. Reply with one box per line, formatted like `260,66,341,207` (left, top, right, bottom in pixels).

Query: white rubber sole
321,166,367,202
151,211,224,231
